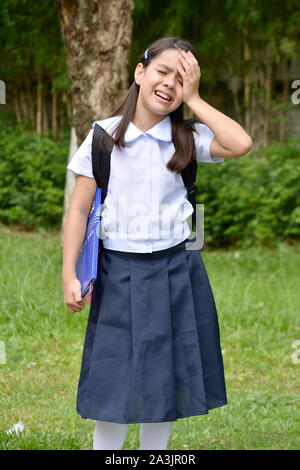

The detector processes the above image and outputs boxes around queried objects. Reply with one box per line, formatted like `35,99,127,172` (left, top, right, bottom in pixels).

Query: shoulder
92,115,122,138
190,120,213,137
183,118,214,140
189,120,215,146
188,119,224,163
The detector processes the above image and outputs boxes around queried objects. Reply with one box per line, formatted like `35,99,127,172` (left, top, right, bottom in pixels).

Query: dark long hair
106,37,201,173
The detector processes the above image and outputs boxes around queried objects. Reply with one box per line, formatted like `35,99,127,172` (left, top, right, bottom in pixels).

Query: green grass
0,226,299,450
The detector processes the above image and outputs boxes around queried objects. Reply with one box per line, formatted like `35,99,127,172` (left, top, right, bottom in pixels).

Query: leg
139,421,173,450
93,420,129,450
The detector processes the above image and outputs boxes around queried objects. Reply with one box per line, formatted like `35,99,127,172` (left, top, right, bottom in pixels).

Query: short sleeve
193,122,224,163
66,127,94,178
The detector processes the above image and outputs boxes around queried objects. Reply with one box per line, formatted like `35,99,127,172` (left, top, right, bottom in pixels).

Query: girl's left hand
177,51,201,105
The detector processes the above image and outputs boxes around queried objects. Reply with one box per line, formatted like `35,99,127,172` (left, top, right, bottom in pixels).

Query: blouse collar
124,114,172,143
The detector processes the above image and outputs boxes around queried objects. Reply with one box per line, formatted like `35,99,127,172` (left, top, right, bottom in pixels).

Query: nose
162,76,176,89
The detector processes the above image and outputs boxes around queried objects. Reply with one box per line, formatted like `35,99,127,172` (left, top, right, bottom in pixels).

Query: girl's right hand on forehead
63,278,86,313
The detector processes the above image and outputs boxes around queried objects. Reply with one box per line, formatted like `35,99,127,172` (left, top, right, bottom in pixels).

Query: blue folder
75,187,102,299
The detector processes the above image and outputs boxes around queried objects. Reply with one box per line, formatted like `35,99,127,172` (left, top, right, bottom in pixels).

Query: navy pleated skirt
76,238,227,424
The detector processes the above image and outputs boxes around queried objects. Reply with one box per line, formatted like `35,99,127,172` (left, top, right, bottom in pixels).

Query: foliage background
1,0,300,246
0,0,299,451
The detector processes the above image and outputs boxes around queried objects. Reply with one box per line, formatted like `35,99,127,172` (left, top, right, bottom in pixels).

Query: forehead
151,48,182,72
152,49,181,67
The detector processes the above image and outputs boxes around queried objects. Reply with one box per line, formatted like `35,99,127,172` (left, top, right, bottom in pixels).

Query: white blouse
67,114,224,253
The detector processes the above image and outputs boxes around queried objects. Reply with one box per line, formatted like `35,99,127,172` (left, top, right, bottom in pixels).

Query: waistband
103,238,190,260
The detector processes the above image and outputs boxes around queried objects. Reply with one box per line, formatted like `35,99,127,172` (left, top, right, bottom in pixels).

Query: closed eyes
157,70,183,85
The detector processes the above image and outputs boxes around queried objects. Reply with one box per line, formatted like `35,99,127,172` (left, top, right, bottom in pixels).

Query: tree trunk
13,90,22,126
36,64,43,134
225,56,242,123
242,27,251,134
279,57,291,143
64,91,72,122
57,0,134,143
20,87,28,123
25,77,35,127
51,82,58,140
251,46,267,151
263,57,273,148
57,0,134,244
42,85,49,136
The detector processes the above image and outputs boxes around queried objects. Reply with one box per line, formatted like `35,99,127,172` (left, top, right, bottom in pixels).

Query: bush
0,123,69,230
196,137,300,247
1,121,299,247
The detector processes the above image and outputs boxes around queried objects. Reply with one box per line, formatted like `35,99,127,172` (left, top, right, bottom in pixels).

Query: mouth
153,90,173,103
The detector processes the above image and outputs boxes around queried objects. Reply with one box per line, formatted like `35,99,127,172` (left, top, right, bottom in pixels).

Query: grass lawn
0,227,299,450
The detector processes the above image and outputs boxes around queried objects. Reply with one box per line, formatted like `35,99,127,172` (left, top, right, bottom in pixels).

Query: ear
134,63,145,86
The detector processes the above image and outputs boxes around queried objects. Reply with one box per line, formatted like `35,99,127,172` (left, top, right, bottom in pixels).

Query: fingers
67,299,85,313
178,51,200,76
74,292,83,303
177,52,188,73
63,278,87,314
64,291,86,313
177,57,186,77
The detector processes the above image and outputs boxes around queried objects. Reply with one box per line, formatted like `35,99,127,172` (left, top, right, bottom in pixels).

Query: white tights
93,420,173,450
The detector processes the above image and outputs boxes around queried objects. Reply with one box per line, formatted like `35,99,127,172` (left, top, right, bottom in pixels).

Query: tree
0,0,70,137
56,0,134,241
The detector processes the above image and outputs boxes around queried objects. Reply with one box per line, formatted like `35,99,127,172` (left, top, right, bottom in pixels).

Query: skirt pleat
76,239,227,423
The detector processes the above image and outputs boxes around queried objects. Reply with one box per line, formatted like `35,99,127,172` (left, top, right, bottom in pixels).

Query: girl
62,36,252,450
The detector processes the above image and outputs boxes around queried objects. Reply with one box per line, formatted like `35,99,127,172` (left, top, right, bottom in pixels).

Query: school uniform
67,114,228,424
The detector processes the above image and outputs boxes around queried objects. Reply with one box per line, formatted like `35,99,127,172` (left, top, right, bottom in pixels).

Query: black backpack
91,122,198,243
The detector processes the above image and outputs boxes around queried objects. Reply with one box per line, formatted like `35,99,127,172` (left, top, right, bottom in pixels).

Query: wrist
185,93,202,109
62,269,77,283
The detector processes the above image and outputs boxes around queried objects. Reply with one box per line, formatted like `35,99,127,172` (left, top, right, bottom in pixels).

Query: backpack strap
91,123,114,204
180,128,198,232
